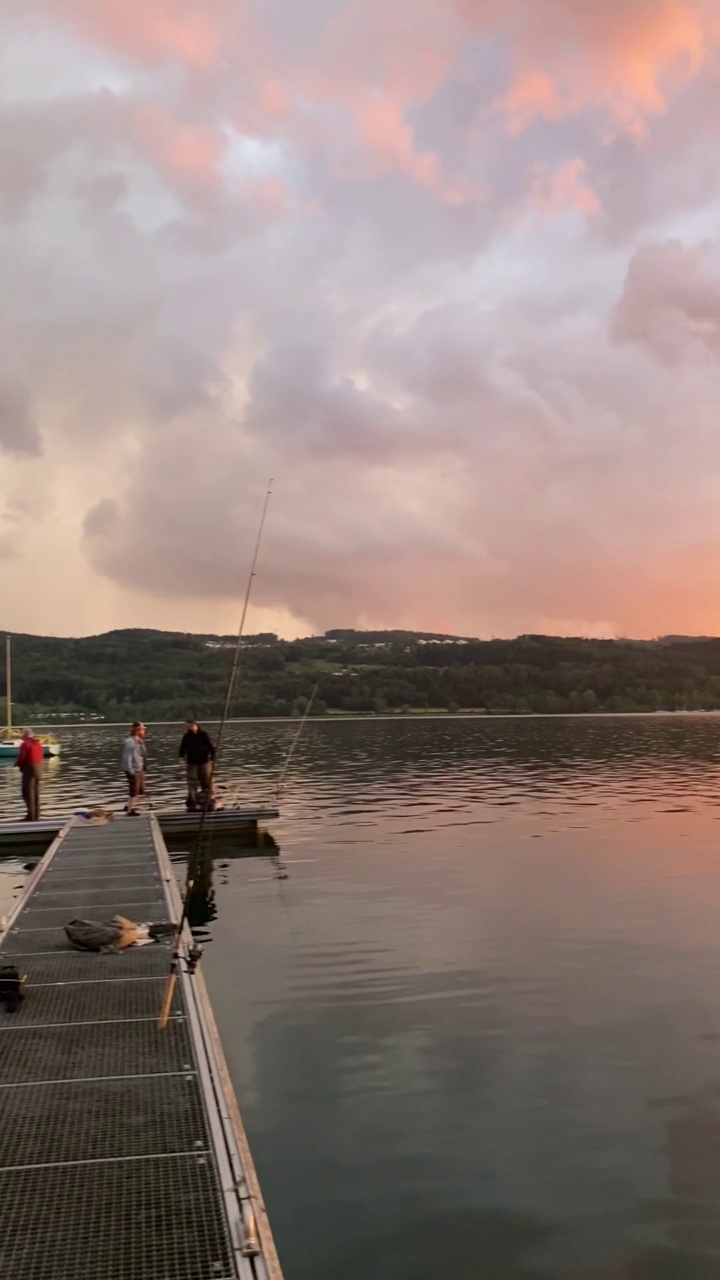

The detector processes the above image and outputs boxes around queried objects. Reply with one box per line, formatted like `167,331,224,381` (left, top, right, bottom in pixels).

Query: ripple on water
5,716,720,1278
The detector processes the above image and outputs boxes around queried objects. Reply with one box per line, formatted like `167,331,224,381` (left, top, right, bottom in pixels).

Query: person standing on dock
15,728,43,821
178,719,216,812
122,721,147,815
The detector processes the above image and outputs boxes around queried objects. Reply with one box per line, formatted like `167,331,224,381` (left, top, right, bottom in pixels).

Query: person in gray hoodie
122,721,147,815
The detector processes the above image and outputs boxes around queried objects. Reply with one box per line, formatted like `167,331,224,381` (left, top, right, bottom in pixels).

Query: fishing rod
275,683,318,799
159,480,273,1029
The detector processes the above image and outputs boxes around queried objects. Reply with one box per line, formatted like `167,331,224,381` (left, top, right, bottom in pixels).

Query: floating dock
0,805,280,853
0,815,283,1280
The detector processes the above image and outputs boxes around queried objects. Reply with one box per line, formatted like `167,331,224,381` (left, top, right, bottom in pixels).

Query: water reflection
166,825,284,935
185,854,217,932
5,717,720,1277
192,716,720,1280
571,1081,720,1277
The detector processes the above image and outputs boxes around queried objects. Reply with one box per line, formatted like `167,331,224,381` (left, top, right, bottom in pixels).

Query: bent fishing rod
159,479,273,1028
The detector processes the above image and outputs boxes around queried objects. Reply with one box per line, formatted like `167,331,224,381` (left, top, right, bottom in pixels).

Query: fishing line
234,706,320,947
159,480,273,1028
275,683,318,800
254,682,322,946
223,683,319,813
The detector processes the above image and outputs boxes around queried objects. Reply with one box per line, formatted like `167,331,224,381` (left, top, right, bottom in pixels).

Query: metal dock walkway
0,816,283,1280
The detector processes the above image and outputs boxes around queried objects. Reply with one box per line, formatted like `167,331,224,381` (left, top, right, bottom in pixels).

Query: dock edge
150,815,285,1280
0,820,73,942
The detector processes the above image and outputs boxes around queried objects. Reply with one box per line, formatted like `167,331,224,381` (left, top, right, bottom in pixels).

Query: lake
4,714,720,1279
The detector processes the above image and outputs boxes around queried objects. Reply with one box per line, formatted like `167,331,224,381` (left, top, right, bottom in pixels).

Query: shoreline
13,709,720,729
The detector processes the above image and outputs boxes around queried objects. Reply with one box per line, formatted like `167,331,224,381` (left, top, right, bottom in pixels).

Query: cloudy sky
1,0,720,640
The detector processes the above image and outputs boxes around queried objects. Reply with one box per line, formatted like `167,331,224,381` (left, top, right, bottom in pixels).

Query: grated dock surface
0,1158,235,1280
0,818,238,1279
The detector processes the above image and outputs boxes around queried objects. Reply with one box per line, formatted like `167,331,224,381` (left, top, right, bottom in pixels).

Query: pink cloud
45,0,720,144
336,92,485,204
529,157,602,218
48,0,467,199
246,175,291,214
253,76,289,124
47,0,230,68
611,239,720,362
304,1,462,109
478,0,720,134
496,70,565,136
353,97,441,188
132,105,227,189
293,2,479,199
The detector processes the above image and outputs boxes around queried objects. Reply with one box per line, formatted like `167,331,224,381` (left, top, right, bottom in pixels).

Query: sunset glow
1,0,720,638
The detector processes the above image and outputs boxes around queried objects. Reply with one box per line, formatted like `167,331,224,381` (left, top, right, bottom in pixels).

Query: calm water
4,715,720,1278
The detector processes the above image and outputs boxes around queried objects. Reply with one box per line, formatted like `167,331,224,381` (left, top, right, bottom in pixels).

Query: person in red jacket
15,728,43,821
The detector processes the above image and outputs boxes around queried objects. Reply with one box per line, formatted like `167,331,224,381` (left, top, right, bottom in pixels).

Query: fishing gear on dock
159,480,273,1028
0,964,24,1013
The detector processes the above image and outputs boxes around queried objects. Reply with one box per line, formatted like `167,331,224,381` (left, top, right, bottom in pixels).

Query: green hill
3,628,720,721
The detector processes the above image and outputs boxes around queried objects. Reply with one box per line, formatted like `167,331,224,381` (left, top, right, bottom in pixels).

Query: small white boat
0,735,61,761
0,636,61,761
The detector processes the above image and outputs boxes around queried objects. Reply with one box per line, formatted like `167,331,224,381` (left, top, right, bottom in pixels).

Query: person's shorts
125,770,145,798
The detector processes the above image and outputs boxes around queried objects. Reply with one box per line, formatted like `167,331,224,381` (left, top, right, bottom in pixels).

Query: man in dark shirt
178,719,216,812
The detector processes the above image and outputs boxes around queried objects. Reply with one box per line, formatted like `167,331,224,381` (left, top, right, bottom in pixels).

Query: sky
1,0,720,641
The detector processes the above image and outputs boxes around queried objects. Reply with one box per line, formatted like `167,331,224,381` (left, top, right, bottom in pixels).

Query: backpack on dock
0,965,24,1013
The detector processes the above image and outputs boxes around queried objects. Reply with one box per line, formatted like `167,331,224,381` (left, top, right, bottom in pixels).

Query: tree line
3,628,720,721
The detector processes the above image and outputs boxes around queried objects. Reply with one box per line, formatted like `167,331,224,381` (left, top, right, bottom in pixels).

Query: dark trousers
125,771,145,812
186,763,213,811
21,765,41,821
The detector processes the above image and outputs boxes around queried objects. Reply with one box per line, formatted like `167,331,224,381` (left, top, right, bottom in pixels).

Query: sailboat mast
5,635,11,734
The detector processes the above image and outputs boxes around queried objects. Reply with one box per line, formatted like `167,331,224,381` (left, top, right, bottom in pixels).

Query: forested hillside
3,628,720,721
